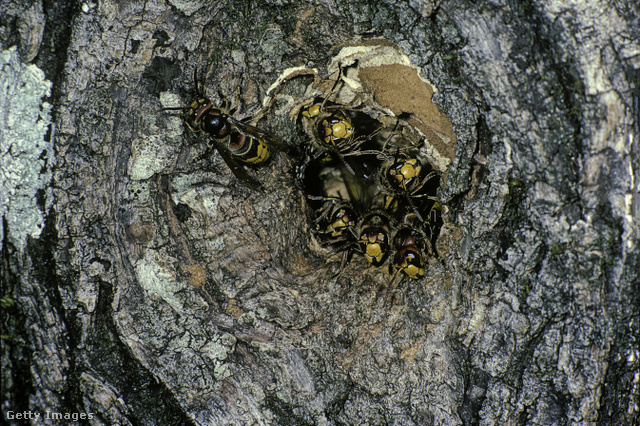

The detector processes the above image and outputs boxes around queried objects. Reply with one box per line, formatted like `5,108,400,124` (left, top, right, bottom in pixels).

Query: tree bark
1,0,638,425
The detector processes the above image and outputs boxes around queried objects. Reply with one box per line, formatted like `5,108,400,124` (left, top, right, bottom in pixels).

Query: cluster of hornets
163,64,443,284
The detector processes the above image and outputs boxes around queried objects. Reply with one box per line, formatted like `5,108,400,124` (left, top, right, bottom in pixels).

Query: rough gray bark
1,0,638,425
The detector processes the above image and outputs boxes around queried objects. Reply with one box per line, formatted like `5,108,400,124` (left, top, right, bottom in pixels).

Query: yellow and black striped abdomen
229,132,271,165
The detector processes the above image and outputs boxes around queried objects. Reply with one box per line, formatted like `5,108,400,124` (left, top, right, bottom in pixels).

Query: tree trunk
2,0,638,425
